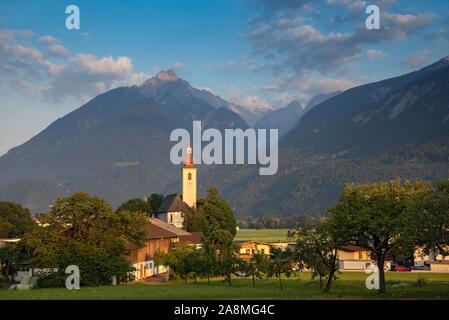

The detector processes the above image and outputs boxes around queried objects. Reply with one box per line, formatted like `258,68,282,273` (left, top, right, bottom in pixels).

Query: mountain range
0,57,448,215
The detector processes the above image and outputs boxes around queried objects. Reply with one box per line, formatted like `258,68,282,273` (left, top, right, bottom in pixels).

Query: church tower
182,144,197,208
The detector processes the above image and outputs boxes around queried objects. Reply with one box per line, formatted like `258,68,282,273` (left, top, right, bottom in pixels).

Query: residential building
337,245,373,271
238,241,272,260
127,217,191,281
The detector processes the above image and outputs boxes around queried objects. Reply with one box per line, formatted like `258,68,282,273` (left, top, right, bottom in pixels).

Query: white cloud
73,54,133,76
171,61,185,70
38,35,59,44
367,49,388,59
226,86,271,111
384,12,435,32
0,29,149,103
401,49,432,69
48,43,69,58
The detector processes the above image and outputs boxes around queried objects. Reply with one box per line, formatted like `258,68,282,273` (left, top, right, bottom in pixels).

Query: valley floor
1,272,449,300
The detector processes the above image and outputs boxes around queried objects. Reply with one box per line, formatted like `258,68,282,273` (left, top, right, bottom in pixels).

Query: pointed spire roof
184,143,195,168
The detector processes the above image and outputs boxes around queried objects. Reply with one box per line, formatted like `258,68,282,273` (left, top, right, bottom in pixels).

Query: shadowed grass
1,272,449,300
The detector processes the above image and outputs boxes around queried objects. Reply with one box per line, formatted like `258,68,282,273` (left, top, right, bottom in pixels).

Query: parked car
395,266,411,272
411,265,431,271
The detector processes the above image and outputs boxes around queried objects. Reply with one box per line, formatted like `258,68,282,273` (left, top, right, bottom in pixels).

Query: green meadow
1,272,449,300
235,229,290,242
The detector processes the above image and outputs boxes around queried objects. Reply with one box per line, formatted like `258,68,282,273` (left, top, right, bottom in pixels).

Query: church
155,144,197,229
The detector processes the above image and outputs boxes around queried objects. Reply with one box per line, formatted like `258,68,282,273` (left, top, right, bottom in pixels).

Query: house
427,261,449,273
270,242,296,252
126,217,191,281
337,245,373,271
414,247,449,272
0,238,21,248
414,247,449,266
155,144,197,229
238,241,272,260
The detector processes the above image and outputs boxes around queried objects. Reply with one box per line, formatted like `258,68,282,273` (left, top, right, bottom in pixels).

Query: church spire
184,144,195,168
182,143,197,208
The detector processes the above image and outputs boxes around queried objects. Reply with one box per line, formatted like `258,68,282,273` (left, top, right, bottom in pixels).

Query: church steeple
182,144,197,208
184,144,195,168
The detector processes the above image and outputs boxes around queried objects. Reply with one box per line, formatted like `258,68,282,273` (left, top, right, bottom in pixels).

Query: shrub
415,277,428,287
37,270,66,288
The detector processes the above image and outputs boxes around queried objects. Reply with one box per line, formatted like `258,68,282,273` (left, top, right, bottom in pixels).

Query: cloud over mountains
241,0,443,103
0,29,148,102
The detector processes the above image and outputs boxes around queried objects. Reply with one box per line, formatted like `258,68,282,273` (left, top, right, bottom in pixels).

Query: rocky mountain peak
155,69,179,81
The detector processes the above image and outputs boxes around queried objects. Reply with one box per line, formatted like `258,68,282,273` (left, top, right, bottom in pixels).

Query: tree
155,243,194,283
295,222,343,292
197,188,237,238
27,192,147,286
116,198,152,215
148,194,164,214
183,206,208,234
206,228,238,286
413,179,449,257
217,255,241,287
328,179,430,293
0,201,36,238
270,249,294,290
196,246,217,285
0,240,30,279
246,253,264,287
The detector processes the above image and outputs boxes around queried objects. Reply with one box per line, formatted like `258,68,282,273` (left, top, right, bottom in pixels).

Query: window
170,214,173,223
358,251,363,260
188,173,192,180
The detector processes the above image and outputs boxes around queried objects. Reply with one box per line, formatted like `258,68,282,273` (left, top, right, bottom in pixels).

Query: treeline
237,215,326,229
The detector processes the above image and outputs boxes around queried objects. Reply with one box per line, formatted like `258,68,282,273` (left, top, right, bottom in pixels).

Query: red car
395,266,411,272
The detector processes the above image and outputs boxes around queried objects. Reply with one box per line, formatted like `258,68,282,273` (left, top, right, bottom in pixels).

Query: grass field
1,272,449,300
235,229,290,242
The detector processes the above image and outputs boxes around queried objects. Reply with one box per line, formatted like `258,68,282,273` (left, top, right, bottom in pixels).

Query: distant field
1,272,449,300
235,229,290,242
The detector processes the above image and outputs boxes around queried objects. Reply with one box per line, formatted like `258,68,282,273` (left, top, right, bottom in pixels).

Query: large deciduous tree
27,192,147,286
0,201,36,238
414,180,449,257
197,188,237,238
116,198,152,215
328,179,430,293
295,221,345,292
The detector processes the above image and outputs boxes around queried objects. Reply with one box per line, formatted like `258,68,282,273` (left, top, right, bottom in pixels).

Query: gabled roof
147,217,191,238
129,217,192,249
157,194,191,213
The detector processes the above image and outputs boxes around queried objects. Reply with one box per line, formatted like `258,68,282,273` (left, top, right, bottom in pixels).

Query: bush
37,270,66,288
415,277,428,287
76,254,134,286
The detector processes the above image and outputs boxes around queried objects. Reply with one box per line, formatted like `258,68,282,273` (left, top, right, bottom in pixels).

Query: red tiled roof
146,217,191,238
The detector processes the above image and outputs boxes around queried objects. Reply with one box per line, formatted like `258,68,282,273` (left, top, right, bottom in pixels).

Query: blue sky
0,0,448,155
